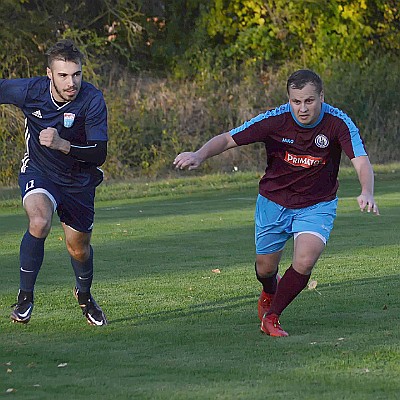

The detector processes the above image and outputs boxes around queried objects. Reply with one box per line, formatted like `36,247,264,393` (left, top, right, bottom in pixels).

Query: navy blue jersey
230,102,367,208
0,76,108,187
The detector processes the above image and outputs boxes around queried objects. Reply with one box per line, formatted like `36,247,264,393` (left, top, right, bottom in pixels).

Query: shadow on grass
108,293,256,325
105,274,400,327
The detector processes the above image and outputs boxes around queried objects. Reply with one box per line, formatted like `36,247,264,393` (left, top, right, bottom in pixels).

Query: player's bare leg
292,233,325,275
24,193,54,238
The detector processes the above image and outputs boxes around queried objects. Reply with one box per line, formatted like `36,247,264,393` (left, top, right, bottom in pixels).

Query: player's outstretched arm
351,155,379,215
173,132,237,170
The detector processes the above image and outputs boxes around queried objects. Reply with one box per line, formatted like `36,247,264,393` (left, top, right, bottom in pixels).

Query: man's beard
53,81,78,102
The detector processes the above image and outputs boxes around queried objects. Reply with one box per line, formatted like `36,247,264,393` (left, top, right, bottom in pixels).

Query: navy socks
19,231,45,292
70,245,94,293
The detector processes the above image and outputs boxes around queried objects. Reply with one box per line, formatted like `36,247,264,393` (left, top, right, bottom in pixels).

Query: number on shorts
25,179,35,191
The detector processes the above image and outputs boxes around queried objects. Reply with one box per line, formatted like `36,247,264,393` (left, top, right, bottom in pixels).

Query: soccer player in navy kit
1,39,108,326
174,69,379,337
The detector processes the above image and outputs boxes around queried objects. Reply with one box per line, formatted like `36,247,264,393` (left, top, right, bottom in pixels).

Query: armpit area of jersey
68,140,107,166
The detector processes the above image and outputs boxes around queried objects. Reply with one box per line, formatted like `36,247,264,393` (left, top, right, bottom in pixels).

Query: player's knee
255,260,278,277
293,259,316,275
29,217,51,238
67,245,90,262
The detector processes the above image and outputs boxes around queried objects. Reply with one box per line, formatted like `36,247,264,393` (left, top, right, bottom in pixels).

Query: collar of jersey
49,81,71,110
289,102,327,128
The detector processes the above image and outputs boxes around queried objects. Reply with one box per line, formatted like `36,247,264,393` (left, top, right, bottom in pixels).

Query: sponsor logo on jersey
32,110,42,118
282,138,294,144
63,113,75,128
284,152,326,168
315,134,329,148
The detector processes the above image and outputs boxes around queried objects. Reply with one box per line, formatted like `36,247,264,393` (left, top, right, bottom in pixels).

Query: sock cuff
25,230,46,243
287,265,311,284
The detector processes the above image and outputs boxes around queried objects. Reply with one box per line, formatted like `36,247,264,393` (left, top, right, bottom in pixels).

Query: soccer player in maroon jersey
174,69,379,337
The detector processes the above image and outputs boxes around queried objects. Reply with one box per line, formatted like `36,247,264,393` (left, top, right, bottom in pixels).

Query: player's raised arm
173,132,237,170
351,155,379,215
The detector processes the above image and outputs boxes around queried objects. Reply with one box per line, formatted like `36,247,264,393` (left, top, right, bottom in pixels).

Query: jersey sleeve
84,91,108,141
336,113,367,159
0,78,30,107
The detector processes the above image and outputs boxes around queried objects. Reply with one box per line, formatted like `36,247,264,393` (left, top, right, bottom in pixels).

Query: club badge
315,134,329,148
63,113,75,128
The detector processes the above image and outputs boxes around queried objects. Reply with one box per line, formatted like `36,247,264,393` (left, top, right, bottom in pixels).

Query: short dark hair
287,69,323,94
46,39,85,67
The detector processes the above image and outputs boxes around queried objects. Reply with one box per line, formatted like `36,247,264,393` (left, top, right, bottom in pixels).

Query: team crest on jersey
315,134,329,148
63,113,75,128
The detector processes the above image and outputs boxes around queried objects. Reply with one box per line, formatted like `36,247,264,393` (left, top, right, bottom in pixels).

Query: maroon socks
267,265,310,316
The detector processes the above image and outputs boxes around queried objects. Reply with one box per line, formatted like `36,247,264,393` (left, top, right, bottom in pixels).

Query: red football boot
257,274,281,321
258,291,274,321
260,313,289,337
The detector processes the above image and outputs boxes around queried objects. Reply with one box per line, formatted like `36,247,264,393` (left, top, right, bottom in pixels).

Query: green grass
0,165,399,399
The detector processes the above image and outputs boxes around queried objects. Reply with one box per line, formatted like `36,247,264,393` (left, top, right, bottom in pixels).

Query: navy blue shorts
18,169,96,233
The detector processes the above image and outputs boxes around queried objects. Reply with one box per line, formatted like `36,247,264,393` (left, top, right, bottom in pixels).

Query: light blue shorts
255,194,338,254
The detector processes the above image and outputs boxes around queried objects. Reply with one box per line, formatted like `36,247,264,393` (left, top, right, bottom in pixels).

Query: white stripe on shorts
23,188,57,213
294,231,327,245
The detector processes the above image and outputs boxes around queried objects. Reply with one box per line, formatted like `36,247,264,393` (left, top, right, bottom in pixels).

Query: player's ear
320,90,324,102
46,67,52,80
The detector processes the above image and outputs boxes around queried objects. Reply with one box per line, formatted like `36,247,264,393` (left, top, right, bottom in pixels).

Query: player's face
288,83,324,125
47,60,82,102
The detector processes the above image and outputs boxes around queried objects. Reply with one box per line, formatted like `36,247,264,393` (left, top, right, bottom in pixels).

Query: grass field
0,166,399,399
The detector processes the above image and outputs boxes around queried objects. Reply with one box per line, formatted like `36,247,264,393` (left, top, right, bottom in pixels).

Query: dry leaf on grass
212,269,221,274
308,280,322,295
57,363,68,368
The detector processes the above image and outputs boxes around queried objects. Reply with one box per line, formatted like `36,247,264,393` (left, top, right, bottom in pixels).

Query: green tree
184,0,399,71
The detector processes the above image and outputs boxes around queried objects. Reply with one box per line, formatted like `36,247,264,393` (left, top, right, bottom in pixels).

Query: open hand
357,193,379,215
173,152,202,170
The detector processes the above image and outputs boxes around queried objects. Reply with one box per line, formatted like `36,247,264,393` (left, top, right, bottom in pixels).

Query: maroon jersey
230,103,367,208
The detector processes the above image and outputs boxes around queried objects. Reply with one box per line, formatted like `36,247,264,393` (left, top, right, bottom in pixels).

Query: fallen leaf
58,236,63,241
308,280,322,295
6,369,12,373
6,388,17,393
308,280,318,289
212,269,221,274
57,363,68,368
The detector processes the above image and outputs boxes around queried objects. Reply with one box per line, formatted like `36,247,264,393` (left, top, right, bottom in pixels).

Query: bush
1,57,399,185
